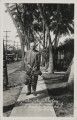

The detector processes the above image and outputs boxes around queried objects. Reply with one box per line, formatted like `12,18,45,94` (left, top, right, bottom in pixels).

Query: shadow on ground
42,72,74,117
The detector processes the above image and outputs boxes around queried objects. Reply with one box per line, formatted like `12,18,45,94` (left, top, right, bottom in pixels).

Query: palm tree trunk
46,26,53,73
45,30,48,48
54,30,58,48
24,30,29,50
48,49,53,73
27,28,30,50
53,5,61,70
66,58,73,75
53,31,59,70
43,20,45,48
63,57,74,91
67,58,74,90
38,4,53,72
21,42,25,69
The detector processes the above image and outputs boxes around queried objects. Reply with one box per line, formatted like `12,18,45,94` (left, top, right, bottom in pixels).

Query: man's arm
33,52,41,71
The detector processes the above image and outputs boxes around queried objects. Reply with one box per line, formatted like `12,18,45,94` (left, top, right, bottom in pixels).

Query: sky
3,4,21,49
3,3,74,51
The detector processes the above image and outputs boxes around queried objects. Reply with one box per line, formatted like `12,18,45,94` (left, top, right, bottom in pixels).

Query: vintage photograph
3,3,74,117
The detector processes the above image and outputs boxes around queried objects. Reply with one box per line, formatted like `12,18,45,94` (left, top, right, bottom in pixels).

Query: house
55,39,74,71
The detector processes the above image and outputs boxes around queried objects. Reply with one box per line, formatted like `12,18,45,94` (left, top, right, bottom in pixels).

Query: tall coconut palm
5,3,37,68
37,4,55,73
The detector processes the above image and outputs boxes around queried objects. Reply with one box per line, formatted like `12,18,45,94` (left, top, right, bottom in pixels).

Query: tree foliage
5,3,74,72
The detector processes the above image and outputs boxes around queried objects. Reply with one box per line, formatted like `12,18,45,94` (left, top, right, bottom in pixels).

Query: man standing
24,42,41,96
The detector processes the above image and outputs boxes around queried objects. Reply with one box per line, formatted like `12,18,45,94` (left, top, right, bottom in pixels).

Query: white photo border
0,0,77,120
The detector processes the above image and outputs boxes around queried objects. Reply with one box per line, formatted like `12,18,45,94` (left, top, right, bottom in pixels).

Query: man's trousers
27,75,38,93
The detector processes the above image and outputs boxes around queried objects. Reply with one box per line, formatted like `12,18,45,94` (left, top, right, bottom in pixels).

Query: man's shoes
33,92,37,96
26,92,31,95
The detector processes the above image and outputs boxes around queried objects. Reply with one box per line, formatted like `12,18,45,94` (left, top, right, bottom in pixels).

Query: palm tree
38,4,54,73
5,3,25,68
32,4,74,89
6,3,74,74
5,3,37,68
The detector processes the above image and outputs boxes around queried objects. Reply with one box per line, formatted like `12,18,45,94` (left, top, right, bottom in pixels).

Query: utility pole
3,30,11,90
13,41,21,61
3,40,8,90
3,30,11,53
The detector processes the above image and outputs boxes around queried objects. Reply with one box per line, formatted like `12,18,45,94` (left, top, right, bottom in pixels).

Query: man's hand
27,64,32,69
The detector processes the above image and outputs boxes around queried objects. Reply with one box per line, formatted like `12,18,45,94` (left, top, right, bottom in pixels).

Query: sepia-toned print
2,3,74,117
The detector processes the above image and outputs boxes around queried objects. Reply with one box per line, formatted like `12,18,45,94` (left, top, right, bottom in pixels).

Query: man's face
30,43,35,50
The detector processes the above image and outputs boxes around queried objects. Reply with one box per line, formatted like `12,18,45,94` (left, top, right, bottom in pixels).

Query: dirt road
7,61,21,75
